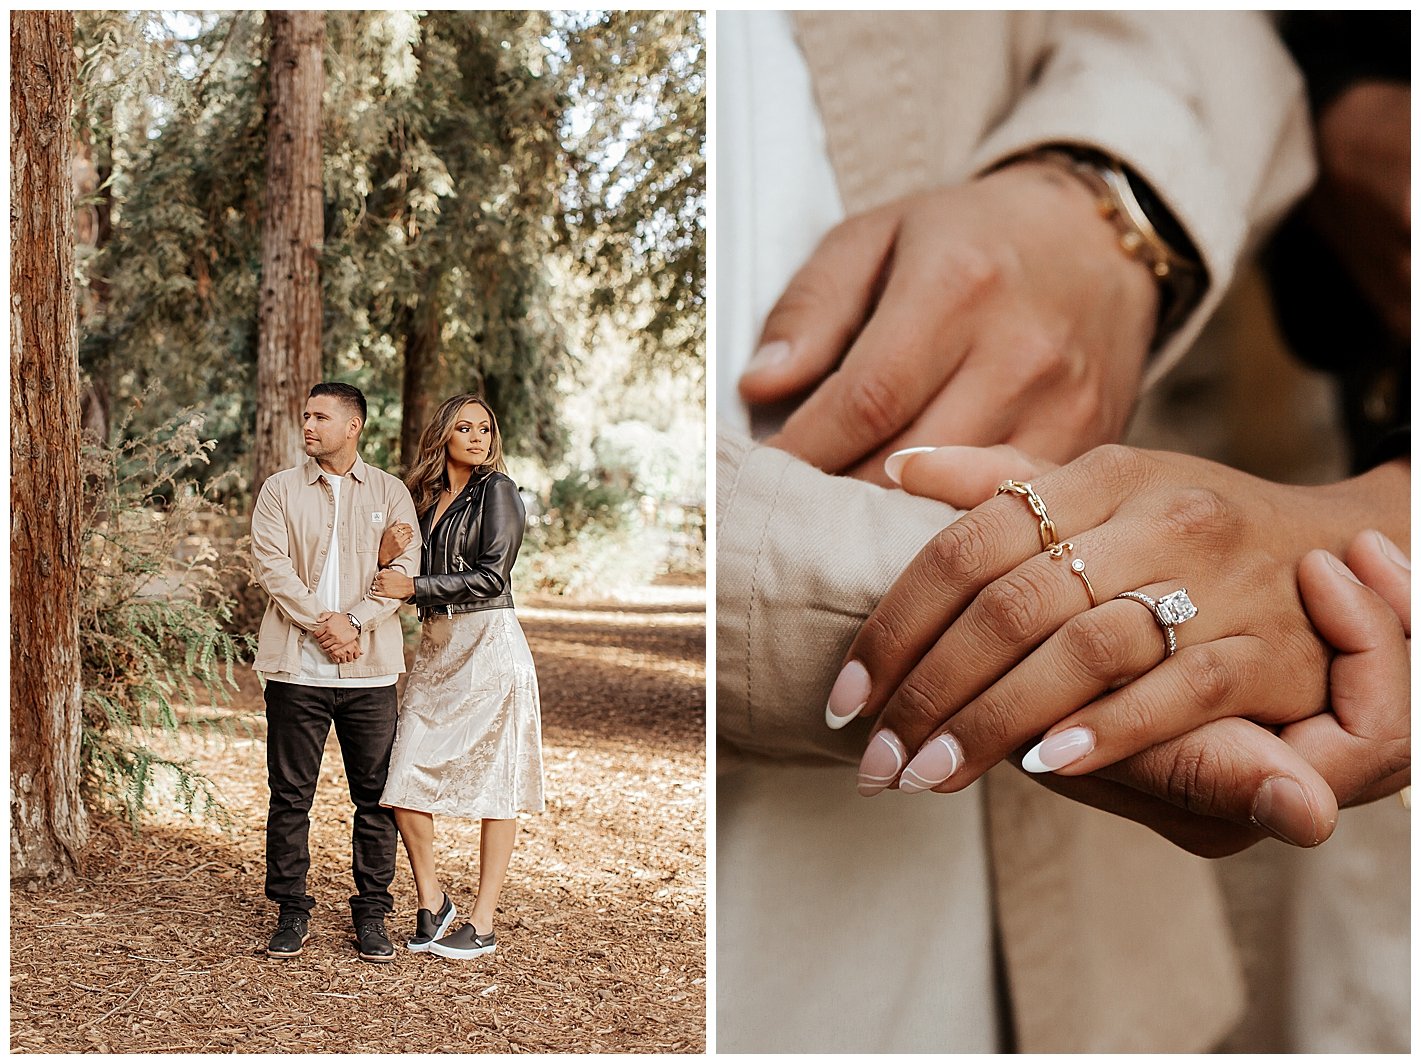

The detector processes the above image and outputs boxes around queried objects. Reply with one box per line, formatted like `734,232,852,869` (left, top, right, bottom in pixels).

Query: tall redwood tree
253,10,324,491
11,10,88,885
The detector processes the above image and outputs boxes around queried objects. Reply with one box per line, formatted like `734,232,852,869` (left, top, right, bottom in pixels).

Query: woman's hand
835,444,1408,814
371,569,415,599
738,161,1159,484
379,521,416,568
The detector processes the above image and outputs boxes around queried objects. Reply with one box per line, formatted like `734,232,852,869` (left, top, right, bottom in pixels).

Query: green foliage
557,11,706,378
516,470,660,594
79,398,257,828
72,10,705,599
77,11,705,499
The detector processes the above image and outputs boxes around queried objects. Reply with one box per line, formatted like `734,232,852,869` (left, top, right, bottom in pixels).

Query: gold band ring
1047,541,1097,608
996,480,1061,552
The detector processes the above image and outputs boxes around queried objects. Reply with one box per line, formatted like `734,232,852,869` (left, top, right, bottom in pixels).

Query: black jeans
263,680,398,923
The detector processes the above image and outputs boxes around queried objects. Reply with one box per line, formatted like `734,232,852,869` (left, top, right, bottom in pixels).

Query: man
250,382,421,962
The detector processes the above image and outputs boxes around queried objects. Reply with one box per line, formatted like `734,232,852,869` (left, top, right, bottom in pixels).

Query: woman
370,393,545,959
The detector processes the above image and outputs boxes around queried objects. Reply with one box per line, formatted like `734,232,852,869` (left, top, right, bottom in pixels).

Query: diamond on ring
1156,589,1197,626
1113,589,1198,658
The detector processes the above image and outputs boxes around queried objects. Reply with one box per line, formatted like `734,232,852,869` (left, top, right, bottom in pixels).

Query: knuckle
838,371,907,440
1011,330,1069,388
923,518,992,587
766,268,840,330
1160,735,1241,820
1177,645,1234,711
892,677,945,740
974,568,1054,647
856,607,916,670
927,244,1000,305
1155,487,1235,540
1079,443,1144,488
1061,611,1131,682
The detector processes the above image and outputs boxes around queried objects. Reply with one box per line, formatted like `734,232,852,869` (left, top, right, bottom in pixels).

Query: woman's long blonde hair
405,394,507,517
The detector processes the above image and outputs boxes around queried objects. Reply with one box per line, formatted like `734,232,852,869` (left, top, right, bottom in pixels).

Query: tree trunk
11,9,88,886
253,11,324,493
399,290,441,473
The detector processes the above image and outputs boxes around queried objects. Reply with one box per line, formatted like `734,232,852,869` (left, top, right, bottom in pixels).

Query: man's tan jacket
717,11,1315,1053
251,455,421,678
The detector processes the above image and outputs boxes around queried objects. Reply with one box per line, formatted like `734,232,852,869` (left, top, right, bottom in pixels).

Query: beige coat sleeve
249,475,326,631
715,423,963,763
965,10,1315,385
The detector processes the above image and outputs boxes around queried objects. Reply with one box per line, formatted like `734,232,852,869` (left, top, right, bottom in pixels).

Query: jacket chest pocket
354,504,387,554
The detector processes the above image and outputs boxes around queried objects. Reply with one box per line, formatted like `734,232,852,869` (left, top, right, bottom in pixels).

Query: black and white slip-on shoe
407,894,457,953
428,923,496,959
355,919,396,963
267,913,310,959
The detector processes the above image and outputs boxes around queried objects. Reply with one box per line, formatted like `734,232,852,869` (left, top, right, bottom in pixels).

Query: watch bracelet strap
1006,145,1208,348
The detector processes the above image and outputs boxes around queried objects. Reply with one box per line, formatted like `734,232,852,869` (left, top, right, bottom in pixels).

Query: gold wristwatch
1016,146,1208,348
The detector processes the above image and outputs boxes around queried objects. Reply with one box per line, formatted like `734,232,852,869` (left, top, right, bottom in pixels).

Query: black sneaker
267,913,309,959
355,918,396,963
428,922,496,959
407,894,457,953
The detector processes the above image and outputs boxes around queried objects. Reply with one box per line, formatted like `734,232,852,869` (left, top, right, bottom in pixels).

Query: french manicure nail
1251,776,1321,847
858,730,908,797
899,733,964,793
1022,727,1095,773
826,660,870,729
1322,551,1363,585
1371,530,1411,572
883,447,937,486
746,339,792,373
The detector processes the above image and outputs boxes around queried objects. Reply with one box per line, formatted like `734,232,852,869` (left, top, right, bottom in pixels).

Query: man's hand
739,161,1159,483
326,636,363,665
313,611,360,654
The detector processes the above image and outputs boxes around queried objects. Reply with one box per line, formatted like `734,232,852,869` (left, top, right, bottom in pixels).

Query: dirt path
10,590,706,1053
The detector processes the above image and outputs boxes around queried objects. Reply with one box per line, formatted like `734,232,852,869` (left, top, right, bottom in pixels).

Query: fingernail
858,730,907,797
1022,727,1095,773
1322,551,1363,585
826,660,870,729
1251,776,1321,847
899,733,964,793
883,447,937,486
1371,530,1410,572
746,339,792,373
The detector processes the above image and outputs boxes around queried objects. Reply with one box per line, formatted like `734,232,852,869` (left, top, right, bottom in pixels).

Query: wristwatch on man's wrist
1006,145,1208,348
345,613,362,634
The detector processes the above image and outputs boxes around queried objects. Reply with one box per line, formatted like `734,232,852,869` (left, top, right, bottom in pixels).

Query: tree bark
253,11,324,493
11,10,88,886
399,290,442,472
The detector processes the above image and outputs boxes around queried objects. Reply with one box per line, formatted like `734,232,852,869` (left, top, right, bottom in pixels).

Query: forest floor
10,582,706,1053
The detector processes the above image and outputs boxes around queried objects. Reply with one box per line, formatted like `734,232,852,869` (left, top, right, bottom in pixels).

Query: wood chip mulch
10,590,706,1053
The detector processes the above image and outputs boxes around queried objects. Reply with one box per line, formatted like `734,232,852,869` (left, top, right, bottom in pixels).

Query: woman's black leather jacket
413,470,525,619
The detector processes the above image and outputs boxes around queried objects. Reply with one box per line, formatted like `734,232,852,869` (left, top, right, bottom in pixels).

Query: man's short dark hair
309,382,367,425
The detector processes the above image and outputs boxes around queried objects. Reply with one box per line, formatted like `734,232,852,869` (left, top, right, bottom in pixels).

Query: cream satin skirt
381,608,545,820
